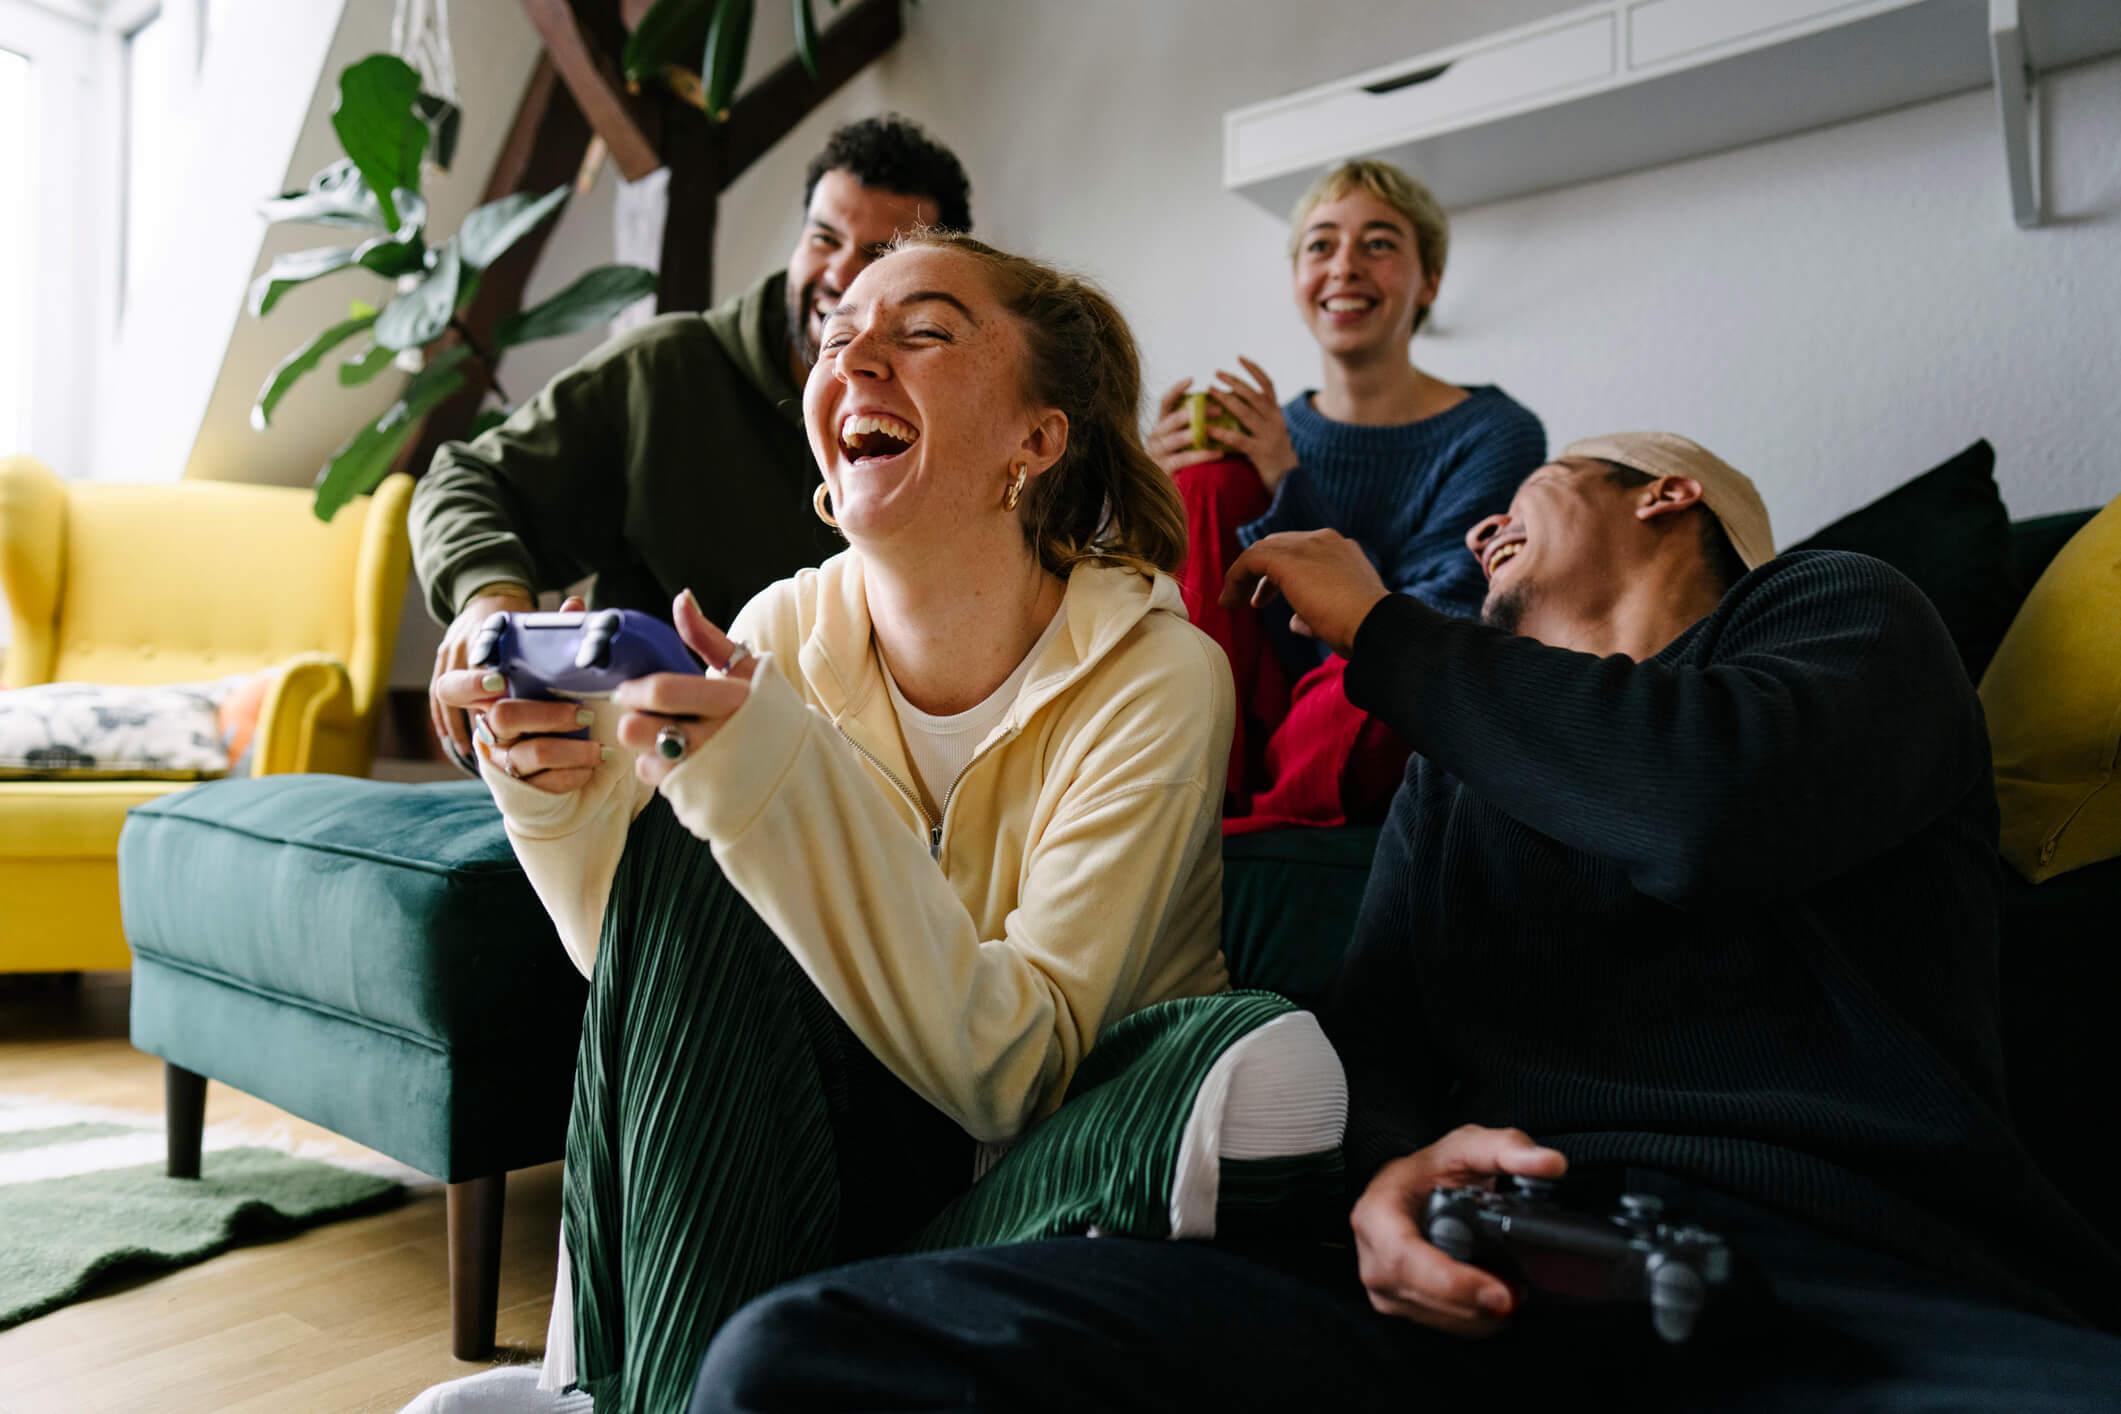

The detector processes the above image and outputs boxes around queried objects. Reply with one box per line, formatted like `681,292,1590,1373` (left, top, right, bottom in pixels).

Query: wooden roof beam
520,0,664,181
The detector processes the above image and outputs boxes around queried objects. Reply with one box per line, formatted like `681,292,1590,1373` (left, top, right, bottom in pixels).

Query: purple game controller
1421,1177,1731,1343
468,609,702,702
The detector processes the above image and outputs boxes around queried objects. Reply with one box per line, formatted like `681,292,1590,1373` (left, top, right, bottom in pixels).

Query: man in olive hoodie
412,115,973,766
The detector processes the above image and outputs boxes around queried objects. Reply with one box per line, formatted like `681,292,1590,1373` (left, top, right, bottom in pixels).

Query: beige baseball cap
1561,431,1775,570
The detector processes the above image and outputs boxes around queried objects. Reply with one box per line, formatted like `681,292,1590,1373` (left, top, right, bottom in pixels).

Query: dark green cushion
1999,850,2121,1250
120,777,578,1048
2007,509,2100,601
1221,826,1380,1006
120,776,585,1179
1787,440,2019,680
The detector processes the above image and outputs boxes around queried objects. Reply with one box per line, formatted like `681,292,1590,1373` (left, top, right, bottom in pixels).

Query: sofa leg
447,1173,507,1360
165,1063,206,1179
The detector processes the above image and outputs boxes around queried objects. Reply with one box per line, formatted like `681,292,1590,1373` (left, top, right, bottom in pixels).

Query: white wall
710,0,2121,541
181,1,546,488
83,0,346,482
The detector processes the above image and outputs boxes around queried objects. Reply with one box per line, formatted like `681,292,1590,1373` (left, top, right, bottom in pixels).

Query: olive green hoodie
409,270,842,628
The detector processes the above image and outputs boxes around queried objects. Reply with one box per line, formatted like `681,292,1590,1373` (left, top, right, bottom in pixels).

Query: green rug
0,1098,404,1330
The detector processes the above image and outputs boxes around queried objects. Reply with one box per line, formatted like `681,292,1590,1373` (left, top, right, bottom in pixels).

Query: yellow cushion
0,779,199,857
1980,496,2121,882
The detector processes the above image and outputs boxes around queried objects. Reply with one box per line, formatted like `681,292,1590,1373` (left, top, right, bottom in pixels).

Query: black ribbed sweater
1331,549,2117,1328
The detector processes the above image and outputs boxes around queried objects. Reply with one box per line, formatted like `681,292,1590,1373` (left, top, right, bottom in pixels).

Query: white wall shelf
1224,0,2121,227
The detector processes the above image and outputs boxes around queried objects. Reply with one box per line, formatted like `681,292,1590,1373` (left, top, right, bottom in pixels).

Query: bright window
0,45,30,454
121,8,169,318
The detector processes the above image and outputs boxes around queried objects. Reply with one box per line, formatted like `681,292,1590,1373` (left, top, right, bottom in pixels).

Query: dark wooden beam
719,0,904,189
521,0,664,180
646,0,905,309
656,118,724,313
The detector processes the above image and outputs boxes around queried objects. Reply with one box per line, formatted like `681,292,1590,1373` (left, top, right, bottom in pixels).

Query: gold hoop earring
813,481,838,528
1003,462,1027,512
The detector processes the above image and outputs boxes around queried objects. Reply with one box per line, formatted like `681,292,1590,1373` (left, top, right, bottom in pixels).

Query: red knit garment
1174,458,1410,835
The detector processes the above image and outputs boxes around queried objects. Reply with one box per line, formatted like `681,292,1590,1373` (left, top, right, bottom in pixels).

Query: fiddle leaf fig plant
624,0,846,119
249,53,658,521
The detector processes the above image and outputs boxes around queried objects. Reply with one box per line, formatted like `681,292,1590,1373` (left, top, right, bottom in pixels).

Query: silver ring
655,724,688,760
720,640,753,674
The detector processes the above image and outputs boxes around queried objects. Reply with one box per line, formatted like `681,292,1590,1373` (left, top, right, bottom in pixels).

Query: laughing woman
431,233,1235,1413
1148,159,1545,832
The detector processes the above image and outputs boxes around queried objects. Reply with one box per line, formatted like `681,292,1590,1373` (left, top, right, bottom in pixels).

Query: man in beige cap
691,432,2121,1410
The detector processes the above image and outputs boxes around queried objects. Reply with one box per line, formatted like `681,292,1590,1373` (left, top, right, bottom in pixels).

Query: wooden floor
0,972,560,1414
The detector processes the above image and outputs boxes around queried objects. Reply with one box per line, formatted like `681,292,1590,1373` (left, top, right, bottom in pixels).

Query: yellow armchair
0,457,413,972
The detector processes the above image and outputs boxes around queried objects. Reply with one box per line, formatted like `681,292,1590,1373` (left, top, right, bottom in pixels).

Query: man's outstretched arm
1224,532,1987,904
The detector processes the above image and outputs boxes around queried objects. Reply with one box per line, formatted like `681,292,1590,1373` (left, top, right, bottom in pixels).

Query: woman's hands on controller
434,595,608,795
431,584,535,769
1349,1125,1567,1336
616,590,759,787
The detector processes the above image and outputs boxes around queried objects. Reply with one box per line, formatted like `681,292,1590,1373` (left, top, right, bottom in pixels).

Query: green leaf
354,235,426,277
259,159,386,230
701,0,755,120
793,0,820,78
415,92,460,171
374,239,462,350
459,187,569,272
349,298,378,319
248,245,361,317
623,0,711,83
494,264,659,348
338,342,399,387
333,55,427,230
467,407,511,440
312,346,473,522
353,201,428,277
251,312,378,431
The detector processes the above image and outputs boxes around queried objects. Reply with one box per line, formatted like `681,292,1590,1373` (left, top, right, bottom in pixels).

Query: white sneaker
398,1364,593,1414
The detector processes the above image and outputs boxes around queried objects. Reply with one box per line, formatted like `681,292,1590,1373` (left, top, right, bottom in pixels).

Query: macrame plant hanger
392,0,459,109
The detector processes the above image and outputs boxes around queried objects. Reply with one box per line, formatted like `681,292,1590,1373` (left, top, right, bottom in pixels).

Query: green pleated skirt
562,798,974,1414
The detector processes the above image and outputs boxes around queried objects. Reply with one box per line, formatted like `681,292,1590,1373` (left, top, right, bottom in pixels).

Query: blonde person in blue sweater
1149,159,1546,832
413,233,1344,1414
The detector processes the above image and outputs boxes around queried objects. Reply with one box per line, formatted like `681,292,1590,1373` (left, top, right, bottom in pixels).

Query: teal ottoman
119,775,586,1358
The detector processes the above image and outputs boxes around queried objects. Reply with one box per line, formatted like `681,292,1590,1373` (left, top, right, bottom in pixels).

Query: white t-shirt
882,609,1067,817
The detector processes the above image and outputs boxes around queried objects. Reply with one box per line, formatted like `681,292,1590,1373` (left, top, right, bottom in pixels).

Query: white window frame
0,0,100,473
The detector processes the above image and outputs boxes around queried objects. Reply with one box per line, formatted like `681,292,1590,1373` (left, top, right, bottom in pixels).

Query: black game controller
1421,1176,1731,1343
468,609,702,703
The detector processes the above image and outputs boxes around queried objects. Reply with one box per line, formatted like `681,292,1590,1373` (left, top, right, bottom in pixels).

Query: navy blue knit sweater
1239,385,1545,603
1237,385,1543,675
1330,550,2119,1329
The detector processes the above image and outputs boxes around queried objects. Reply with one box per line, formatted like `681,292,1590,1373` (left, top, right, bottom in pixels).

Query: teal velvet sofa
116,463,2116,1359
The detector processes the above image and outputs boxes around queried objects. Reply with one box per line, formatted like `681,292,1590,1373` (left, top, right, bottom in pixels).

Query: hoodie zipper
833,722,1008,861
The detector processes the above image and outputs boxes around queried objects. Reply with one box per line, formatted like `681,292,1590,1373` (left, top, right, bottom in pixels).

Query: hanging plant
248,53,659,520
623,0,845,120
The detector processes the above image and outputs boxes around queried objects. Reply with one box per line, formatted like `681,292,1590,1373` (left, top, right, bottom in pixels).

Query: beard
1482,584,1532,634
787,277,824,367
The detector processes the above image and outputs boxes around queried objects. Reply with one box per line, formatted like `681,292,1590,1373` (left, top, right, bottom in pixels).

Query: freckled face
1292,188,1437,359
805,246,1040,550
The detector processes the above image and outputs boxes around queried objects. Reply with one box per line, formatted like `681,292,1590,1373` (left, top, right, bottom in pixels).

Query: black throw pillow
1786,439,2019,679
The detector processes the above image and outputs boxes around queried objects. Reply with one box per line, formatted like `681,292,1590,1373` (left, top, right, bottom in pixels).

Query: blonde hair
888,230,1186,579
1287,159,1450,335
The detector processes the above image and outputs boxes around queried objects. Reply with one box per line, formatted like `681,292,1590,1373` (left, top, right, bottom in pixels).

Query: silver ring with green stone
655,724,687,760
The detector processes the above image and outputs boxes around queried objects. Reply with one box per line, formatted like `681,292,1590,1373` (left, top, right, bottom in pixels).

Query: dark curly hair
803,115,972,233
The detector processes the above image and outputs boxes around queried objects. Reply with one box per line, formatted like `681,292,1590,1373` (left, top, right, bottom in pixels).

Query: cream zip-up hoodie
480,552,1234,1143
